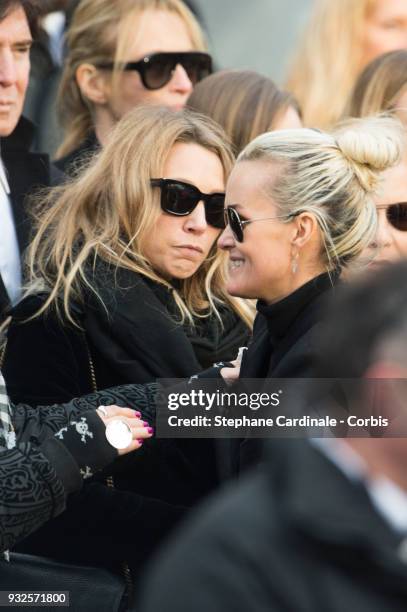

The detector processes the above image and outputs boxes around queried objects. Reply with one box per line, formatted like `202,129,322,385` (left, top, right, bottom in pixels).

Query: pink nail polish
135,411,141,418
146,427,154,434
137,439,143,445
143,421,149,427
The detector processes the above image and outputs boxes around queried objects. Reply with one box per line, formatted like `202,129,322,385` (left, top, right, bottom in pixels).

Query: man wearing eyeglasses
0,0,61,321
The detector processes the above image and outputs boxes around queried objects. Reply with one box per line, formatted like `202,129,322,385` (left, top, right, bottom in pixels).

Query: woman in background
55,0,211,174
188,69,301,154
286,0,407,128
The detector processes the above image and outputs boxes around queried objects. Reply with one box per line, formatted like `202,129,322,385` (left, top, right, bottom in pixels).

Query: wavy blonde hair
56,0,207,159
239,116,404,269
28,106,253,329
346,50,407,119
285,0,376,128
187,70,300,154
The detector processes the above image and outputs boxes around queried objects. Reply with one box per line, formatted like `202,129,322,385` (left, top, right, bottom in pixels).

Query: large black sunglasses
377,203,407,231
151,179,225,229
97,51,212,90
224,206,297,242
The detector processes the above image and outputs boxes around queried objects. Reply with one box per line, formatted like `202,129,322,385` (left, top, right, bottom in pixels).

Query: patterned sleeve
0,443,67,553
12,383,158,445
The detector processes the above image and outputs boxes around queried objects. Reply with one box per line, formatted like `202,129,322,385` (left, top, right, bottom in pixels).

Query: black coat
53,132,100,177
231,272,338,473
3,265,249,572
0,117,62,318
137,439,407,612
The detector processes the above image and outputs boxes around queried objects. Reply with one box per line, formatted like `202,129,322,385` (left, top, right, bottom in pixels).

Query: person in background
0,0,61,321
0,369,153,553
343,52,407,270
54,0,211,175
136,261,407,612
347,49,407,121
286,0,407,128
187,70,302,154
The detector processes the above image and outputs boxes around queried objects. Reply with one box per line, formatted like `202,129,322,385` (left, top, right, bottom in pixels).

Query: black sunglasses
224,206,297,242
377,203,407,231
97,51,212,90
151,179,225,229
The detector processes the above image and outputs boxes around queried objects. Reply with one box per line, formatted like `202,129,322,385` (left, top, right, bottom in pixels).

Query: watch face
105,419,132,450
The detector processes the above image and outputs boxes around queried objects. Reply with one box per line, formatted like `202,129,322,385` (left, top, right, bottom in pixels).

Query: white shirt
0,157,21,305
313,439,407,535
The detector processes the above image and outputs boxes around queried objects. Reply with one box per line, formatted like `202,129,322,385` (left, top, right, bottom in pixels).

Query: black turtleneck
241,271,340,379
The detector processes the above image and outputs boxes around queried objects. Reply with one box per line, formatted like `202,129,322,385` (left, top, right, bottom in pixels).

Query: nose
218,223,236,250
370,210,394,251
0,48,18,87
169,63,193,95
183,201,207,233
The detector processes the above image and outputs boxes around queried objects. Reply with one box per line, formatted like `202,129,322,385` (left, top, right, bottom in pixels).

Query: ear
290,212,318,248
75,63,110,106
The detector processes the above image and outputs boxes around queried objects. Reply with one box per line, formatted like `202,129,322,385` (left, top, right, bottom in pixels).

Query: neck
263,265,326,305
345,439,407,492
94,106,117,147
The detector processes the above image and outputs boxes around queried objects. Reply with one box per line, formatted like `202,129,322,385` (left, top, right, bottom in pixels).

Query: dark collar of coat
265,439,406,574
1,116,35,154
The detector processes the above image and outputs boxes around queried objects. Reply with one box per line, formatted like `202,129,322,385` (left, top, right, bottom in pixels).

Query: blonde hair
56,0,206,159
238,116,404,269
347,50,407,119
28,106,253,329
187,70,300,154
285,0,376,128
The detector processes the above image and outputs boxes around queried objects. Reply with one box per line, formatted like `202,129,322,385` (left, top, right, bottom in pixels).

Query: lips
229,252,245,271
175,244,204,257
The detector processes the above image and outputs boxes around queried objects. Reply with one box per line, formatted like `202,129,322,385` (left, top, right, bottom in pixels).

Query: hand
220,359,241,385
96,405,153,456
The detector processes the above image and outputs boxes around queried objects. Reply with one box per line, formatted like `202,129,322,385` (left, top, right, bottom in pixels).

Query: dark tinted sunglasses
151,179,225,229
378,203,407,231
97,52,212,90
224,206,296,242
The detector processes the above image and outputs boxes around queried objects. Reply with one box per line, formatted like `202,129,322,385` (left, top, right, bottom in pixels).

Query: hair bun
334,116,405,192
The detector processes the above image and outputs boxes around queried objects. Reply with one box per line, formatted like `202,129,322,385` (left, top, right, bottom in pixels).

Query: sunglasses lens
144,55,175,89
162,183,197,215
387,204,407,231
182,55,212,84
227,207,244,242
205,195,226,229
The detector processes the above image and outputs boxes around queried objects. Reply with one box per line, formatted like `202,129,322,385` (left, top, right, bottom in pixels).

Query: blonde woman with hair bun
55,0,211,174
286,0,407,128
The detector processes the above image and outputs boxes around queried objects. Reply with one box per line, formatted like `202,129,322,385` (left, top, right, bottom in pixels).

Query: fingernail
135,411,141,418
143,421,149,427
146,427,154,434
137,439,143,445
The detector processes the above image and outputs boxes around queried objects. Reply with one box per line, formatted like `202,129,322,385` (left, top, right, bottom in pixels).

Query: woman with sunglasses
54,0,211,175
218,116,404,471
0,106,251,569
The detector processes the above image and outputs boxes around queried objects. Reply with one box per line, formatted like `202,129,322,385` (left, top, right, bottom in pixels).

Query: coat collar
1,116,35,154
266,439,407,574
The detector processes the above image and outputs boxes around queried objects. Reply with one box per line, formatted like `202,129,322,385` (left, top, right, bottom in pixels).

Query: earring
291,250,299,274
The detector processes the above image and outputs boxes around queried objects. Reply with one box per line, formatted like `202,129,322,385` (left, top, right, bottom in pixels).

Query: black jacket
3,266,249,571
0,117,62,318
53,132,100,177
137,439,407,612
229,272,338,473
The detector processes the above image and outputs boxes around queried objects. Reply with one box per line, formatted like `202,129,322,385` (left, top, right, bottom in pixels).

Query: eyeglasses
97,51,212,90
151,179,226,229
224,206,297,242
377,203,407,231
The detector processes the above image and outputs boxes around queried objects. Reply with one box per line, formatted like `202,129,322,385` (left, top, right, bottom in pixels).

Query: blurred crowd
1,0,407,610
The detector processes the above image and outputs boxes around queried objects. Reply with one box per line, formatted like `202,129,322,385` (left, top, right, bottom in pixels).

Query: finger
97,405,143,420
118,438,145,456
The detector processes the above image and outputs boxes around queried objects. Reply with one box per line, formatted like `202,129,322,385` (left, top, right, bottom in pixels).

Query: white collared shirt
0,157,21,305
313,438,407,535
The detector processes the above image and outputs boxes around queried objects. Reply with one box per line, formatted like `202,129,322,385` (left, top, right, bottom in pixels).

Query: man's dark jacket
0,117,61,318
138,439,407,612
